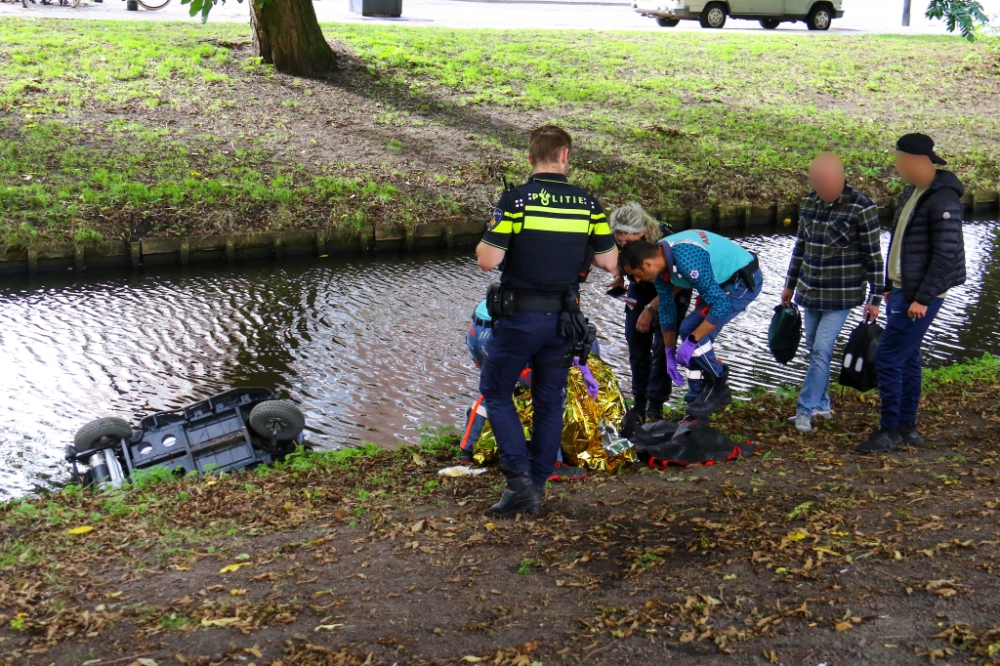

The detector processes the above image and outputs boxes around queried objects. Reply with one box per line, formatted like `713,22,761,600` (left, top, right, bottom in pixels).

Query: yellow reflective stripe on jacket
524,205,592,218
521,216,590,233
492,219,514,235
590,221,611,236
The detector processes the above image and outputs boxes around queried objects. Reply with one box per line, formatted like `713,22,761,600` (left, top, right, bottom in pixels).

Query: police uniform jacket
481,173,615,296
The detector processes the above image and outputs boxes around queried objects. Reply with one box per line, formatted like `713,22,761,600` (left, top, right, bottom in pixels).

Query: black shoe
686,368,732,418
856,428,901,454
897,423,925,448
633,404,647,424
647,402,664,423
488,469,542,517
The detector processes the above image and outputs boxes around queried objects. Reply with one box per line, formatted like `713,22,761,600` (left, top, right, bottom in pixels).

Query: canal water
1,221,997,498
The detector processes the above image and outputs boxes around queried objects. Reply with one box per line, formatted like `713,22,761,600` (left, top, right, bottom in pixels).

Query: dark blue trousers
624,287,667,411
479,312,572,488
876,288,944,432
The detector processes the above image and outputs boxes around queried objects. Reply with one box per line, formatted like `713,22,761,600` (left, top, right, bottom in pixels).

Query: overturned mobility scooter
66,388,306,489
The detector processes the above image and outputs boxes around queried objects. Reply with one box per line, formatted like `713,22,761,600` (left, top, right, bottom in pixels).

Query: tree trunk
902,0,912,26
250,0,337,77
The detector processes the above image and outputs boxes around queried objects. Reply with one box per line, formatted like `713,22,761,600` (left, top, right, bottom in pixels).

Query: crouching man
620,231,763,417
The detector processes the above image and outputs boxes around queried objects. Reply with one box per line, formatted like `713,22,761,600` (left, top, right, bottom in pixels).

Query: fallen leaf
925,579,955,590
67,526,95,535
413,453,427,467
219,563,249,574
786,532,807,541
461,657,483,663
315,624,346,631
834,621,852,631
201,617,240,627
411,520,425,533
229,589,247,596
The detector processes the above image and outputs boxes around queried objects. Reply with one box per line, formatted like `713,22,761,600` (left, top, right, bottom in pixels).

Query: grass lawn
0,356,997,665
1,18,999,246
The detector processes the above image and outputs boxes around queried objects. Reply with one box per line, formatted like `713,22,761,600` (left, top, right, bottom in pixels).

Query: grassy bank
1,19,999,246
0,356,997,665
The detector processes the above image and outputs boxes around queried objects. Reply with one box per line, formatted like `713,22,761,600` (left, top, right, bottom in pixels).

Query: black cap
896,133,947,166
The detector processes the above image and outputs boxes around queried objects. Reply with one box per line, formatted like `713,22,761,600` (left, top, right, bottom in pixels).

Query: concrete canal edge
1,192,998,276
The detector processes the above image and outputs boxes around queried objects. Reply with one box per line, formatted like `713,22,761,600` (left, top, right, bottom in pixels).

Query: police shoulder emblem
489,208,503,230
688,269,700,279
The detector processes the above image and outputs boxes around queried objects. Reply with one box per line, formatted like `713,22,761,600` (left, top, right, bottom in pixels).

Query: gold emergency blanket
473,358,635,473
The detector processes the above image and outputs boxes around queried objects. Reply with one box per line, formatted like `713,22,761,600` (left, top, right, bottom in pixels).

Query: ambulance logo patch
688,269,700,279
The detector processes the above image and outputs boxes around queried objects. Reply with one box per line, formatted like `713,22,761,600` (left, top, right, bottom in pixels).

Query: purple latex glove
676,336,700,368
574,360,599,400
665,347,685,386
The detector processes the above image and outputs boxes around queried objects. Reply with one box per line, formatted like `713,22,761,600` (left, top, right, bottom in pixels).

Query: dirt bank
0,358,998,665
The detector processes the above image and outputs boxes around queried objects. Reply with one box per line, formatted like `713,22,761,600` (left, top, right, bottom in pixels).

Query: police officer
620,231,763,418
476,125,618,517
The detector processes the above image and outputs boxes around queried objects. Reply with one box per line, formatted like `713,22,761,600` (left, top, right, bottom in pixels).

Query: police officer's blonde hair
609,203,664,243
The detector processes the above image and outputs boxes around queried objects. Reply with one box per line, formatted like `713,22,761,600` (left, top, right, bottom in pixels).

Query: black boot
633,404,647,424
687,368,732,418
897,422,925,448
647,402,664,423
488,468,542,518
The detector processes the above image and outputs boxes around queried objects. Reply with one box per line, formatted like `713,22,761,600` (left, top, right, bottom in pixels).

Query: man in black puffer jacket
858,134,967,454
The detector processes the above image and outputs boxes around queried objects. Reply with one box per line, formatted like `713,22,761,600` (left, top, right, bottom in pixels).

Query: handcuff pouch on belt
486,283,515,319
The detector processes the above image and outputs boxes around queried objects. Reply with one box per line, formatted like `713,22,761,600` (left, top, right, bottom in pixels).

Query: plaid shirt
784,183,884,311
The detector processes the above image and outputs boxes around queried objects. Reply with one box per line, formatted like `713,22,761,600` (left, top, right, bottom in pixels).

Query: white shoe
814,410,833,420
791,413,812,433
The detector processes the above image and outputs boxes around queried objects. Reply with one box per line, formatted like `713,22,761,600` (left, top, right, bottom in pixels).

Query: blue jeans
876,288,943,432
479,312,572,488
797,308,851,416
678,269,763,402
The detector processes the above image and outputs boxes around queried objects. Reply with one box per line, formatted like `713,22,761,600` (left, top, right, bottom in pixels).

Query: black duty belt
516,294,565,313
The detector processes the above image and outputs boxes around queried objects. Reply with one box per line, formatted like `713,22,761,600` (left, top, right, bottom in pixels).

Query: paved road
2,0,998,34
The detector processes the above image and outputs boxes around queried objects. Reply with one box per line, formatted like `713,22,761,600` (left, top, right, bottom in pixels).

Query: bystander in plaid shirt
784,183,884,311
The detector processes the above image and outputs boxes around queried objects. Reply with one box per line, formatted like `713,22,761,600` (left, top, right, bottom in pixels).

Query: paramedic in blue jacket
619,231,763,417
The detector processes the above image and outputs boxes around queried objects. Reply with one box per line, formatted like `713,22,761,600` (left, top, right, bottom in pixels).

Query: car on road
633,0,844,30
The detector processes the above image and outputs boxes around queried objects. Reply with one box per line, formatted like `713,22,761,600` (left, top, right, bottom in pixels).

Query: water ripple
0,222,996,498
